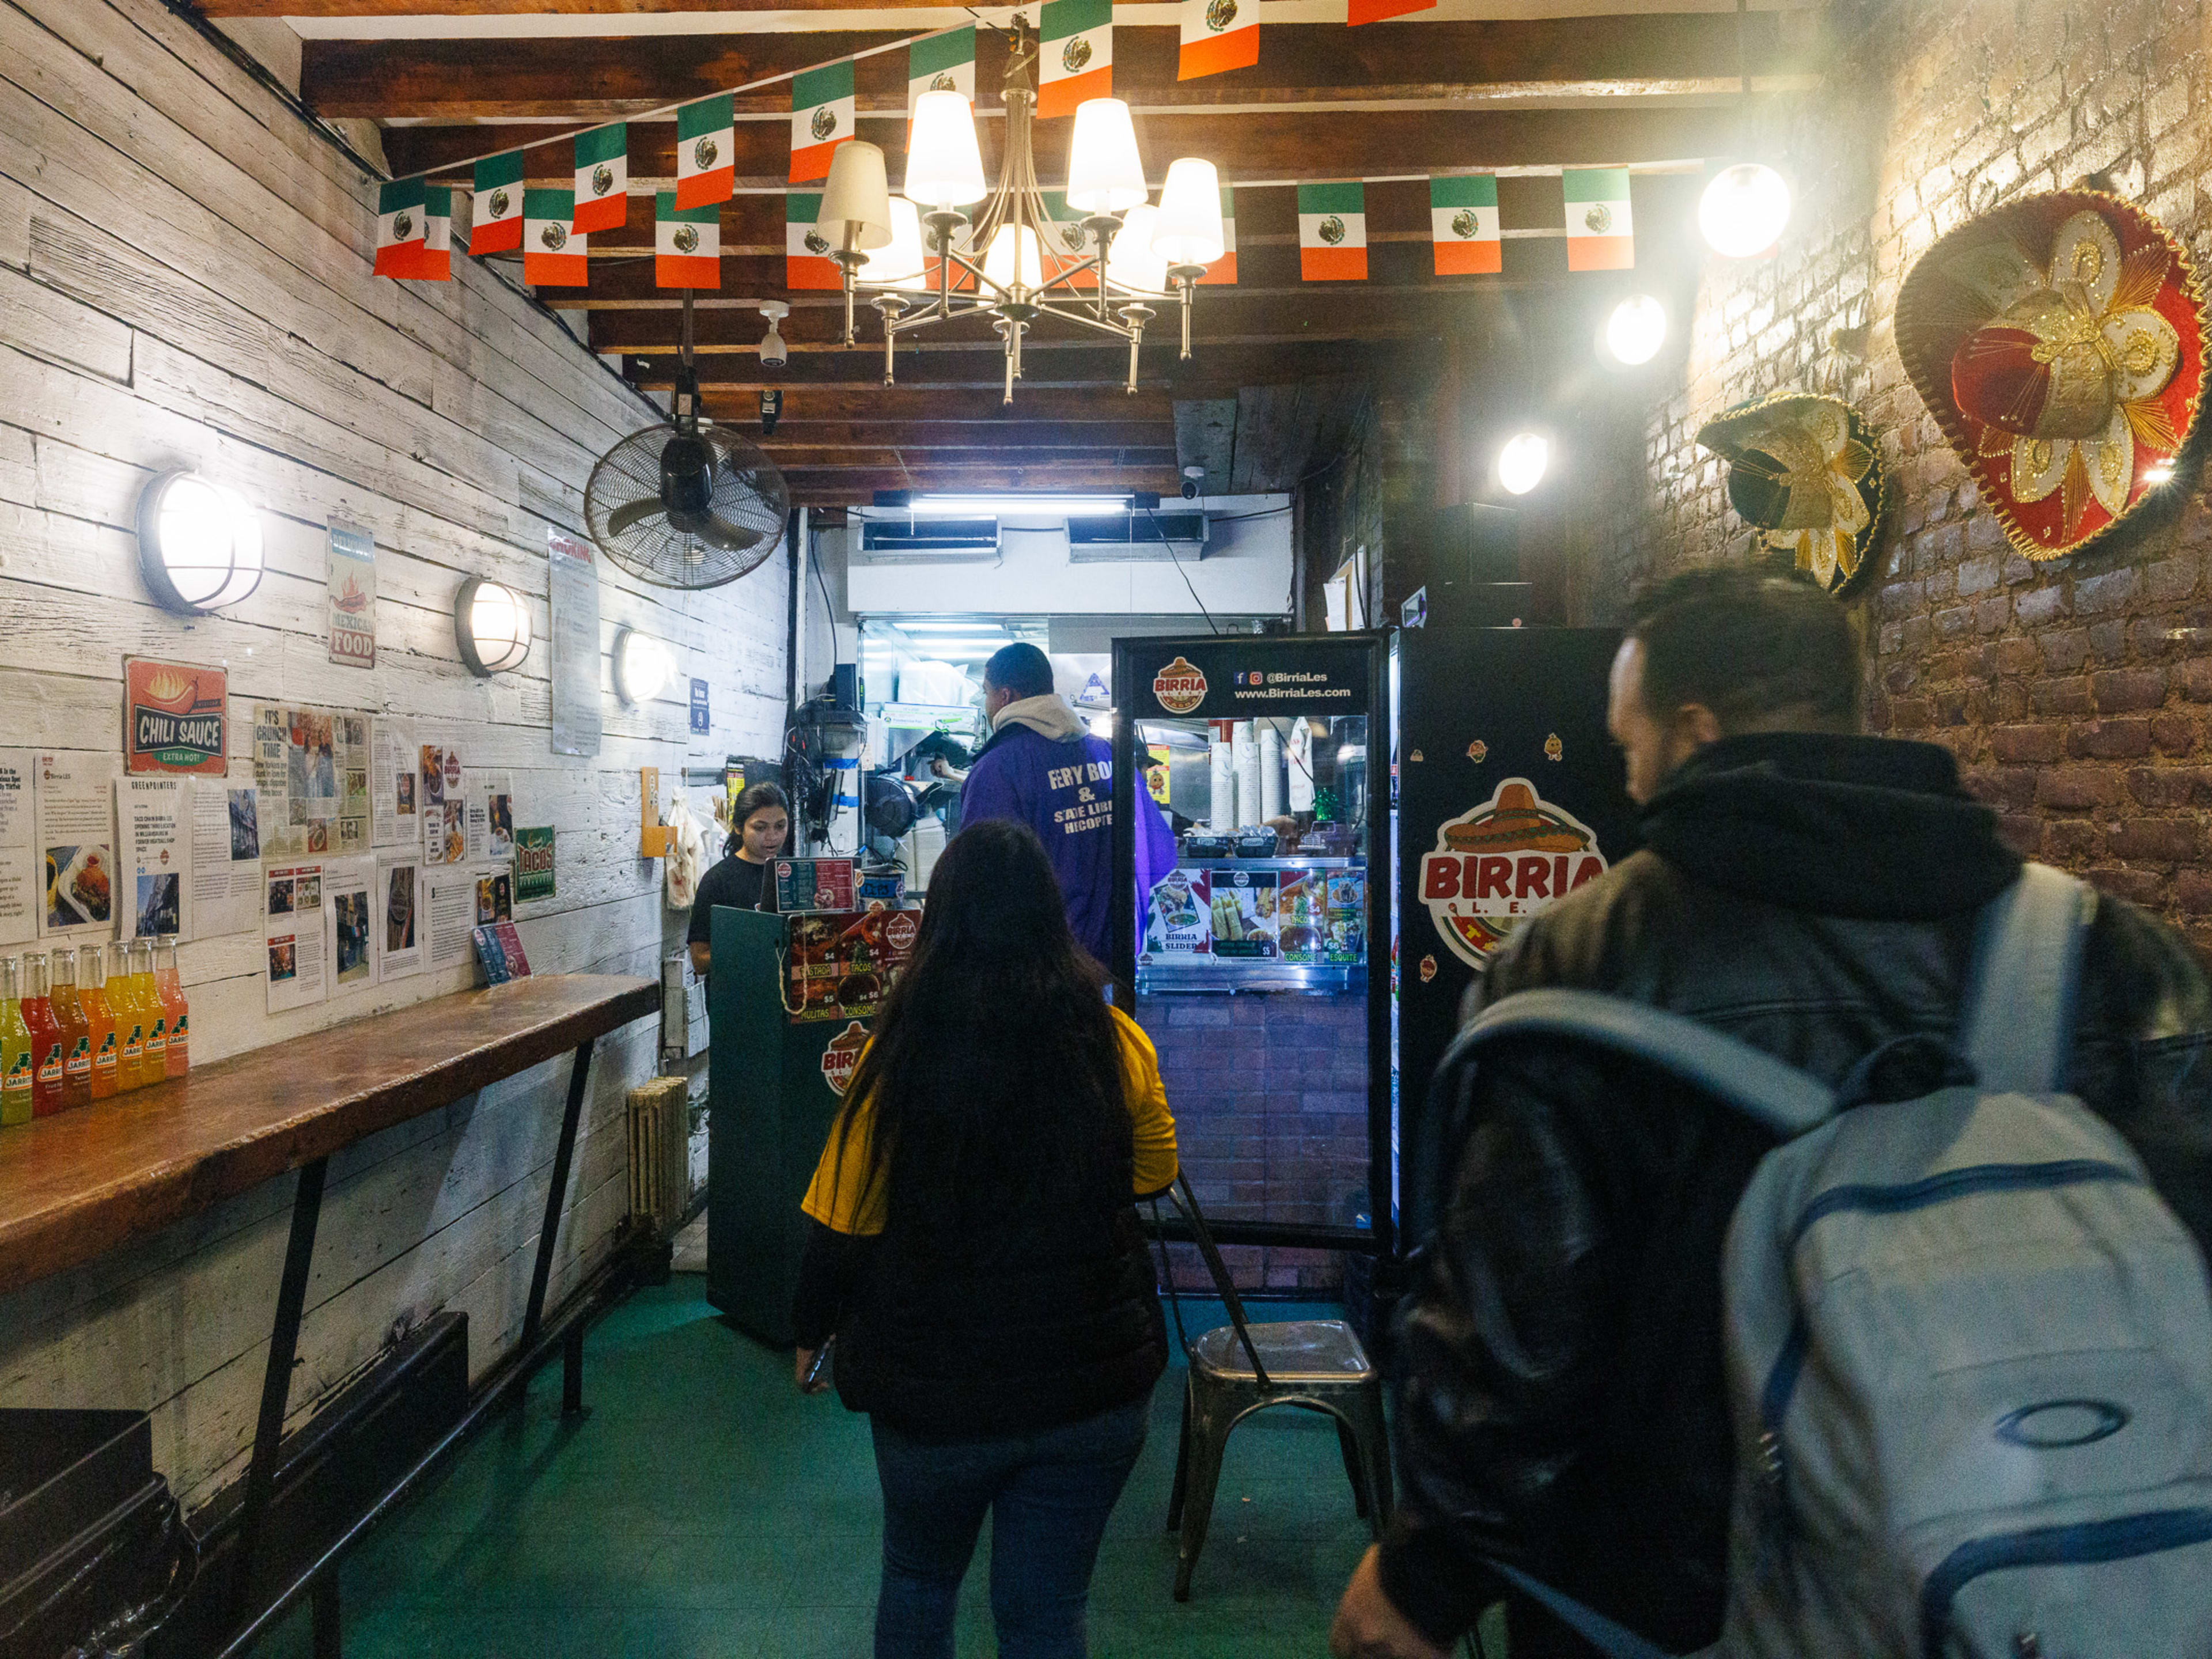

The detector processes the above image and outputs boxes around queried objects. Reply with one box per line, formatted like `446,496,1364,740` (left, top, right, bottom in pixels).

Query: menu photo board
784,905,918,1024
774,857,855,915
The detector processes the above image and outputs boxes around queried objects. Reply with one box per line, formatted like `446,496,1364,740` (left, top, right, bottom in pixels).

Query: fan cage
585,425,791,590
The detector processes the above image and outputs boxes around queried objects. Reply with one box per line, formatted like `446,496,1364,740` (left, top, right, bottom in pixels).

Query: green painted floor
257,1276,1392,1658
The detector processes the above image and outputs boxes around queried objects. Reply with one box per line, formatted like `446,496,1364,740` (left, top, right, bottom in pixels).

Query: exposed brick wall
1590,0,2212,950
1138,991,1371,1293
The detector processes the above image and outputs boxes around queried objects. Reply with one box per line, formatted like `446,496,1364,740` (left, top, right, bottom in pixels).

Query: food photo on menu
45,845,111,929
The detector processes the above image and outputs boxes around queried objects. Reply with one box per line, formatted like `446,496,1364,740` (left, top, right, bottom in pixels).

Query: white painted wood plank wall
0,0,787,1510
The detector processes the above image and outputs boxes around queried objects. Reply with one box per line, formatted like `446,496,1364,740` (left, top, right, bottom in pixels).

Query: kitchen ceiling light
137,469,264,613
845,18,1224,402
1699,163,1792,258
906,493,1136,515
1604,295,1668,366
454,578,531,676
1498,433,1550,496
613,626,674,704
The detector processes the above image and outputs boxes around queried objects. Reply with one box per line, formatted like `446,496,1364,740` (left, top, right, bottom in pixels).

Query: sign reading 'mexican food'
1421,778,1608,968
1152,656,1208,714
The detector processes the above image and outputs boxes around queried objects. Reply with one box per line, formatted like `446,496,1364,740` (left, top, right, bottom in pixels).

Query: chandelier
809,16,1227,403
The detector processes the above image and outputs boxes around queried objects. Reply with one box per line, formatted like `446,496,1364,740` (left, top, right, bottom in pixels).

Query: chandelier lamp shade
136,469,265,614
816,14,1227,403
453,577,532,676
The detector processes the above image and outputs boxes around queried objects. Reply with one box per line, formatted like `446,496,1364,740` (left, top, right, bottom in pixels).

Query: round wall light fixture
1498,432,1551,496
454,577,532,676
613,626,673,704
1699,163,1792,258
1604,295,1668,366
136,469,264,613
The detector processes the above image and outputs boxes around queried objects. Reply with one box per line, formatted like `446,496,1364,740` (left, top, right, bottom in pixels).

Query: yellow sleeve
1113,1007,1180,1198
800,1062,890,1236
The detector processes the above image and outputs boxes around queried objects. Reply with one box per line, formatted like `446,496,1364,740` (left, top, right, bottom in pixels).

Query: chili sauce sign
1420,778,1607,968
124,658,228,775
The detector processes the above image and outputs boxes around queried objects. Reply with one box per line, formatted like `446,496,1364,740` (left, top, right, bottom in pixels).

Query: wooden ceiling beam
384,106,1740,194
672,385,1183,421
751,419,1175,447
307,15,1796,120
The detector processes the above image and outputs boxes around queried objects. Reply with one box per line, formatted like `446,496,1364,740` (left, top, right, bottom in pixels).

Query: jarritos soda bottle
22,951,62,1118
113,940,150,1091
79,944,118,1100
135,941,169,1085
155,939,188,1078
48,947,90,1112
0,956,31,1127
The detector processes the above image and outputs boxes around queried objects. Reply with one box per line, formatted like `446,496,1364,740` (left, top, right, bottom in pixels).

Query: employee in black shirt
688,782,789,978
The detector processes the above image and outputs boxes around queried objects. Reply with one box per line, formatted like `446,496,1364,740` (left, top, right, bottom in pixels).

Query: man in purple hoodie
960,643,1177,965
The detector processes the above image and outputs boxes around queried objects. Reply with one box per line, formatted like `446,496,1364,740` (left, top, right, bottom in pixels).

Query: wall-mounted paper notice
0,751,35,946
370,719,414,848
376,855,423,982
264,862,327,1013
190,778,260,939
36,753,119,940
426,869,479,974
118,776,191,940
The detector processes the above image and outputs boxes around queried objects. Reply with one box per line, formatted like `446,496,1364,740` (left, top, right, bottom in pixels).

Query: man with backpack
1331,566,2212,1658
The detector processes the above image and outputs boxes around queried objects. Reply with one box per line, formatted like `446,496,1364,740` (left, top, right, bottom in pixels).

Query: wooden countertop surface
0,974,659,1300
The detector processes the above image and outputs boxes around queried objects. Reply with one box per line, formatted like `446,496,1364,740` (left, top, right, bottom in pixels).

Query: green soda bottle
1,955,31,1128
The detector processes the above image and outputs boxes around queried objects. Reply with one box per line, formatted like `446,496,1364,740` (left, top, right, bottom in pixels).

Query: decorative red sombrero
1895,190,2207,560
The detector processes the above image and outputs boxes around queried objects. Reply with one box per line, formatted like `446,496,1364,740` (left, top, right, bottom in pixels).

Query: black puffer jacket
1377,733,2212,1654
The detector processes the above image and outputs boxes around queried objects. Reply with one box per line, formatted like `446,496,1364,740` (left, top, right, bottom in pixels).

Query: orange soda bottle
137,940,169,1085
114,941,150,1091
79,945,118,1101
49,948,90,1112
156,939,188,1079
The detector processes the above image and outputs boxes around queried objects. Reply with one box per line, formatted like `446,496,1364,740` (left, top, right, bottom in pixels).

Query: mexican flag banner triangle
908,27,976,112
657,192,720,289
406,187,453,282
1198,187,1236,284
574,124,628,234
469,152,524,255
791,61,855,181
1349,0,1434,22
524,188,589,285
1180,0,1257,80
676,94,735,210
786,192,840,290
373,177,426,278
1564,168,1633,270
1298,182,1366,281
1431,175,1501,275
1039,0,1111,118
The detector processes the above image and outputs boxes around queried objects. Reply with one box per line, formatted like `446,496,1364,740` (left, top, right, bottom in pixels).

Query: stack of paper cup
1259,722,1285,822
1232,721,1262,829
1210,737,1236,830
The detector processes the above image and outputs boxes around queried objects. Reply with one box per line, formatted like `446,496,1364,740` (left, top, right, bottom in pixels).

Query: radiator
627,1075,690,1241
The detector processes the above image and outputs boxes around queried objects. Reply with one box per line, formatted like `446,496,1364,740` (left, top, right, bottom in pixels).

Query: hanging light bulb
862,196,930,291
983,224,1044,290
1604,295,1668,365
906,91,986,210
1107,203,1169,293
1498,433,1550,496
1699,163,1791,257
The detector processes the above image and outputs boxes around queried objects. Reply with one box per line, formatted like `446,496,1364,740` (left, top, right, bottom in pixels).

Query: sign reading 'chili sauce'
1421,777,1607,969
1152,656,1208,715
124,658,228,775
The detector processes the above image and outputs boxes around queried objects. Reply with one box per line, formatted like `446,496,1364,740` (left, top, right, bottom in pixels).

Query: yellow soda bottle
114,941,150,1091
1,956,31,1126
137,940,169,1085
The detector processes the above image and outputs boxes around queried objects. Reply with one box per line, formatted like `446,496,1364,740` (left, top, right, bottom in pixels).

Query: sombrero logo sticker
1421,778,1608,969
1153,656,1208,714
821,1020,870,1097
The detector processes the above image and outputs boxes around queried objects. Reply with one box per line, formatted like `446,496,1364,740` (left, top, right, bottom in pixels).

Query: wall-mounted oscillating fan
584,290,790,589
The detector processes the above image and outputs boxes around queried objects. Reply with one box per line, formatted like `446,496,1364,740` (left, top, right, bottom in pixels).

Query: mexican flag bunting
791,61,855,181
1563,168,1633,270
786,192,840,290
573,124,629,234
1197,187,1236,284
372,177,426,278
524,188,589,285
657,192,720,289
1430,175,1501,275
407,188,453,282
1298,182,1367,281
469,151,524,255
1348,0,1434,22
1180,0,1257,80
676,94,735,210
908,26,976,112
1041,191,1097,288
1038,0,1111,118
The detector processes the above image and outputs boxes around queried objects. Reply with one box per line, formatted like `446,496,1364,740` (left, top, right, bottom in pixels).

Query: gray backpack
1456,864,2212,1658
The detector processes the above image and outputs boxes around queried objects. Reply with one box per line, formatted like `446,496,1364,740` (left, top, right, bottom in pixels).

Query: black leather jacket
1376,733,2212,1654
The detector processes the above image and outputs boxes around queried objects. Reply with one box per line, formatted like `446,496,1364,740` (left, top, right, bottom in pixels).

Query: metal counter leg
231,1157,329,1622
520,1039,596,1396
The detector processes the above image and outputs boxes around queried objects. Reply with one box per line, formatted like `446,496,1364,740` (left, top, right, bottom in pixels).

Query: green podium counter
704,904,914,1346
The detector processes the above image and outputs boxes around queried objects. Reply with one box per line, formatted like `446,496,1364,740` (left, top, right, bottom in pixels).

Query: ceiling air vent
1065,512,1210,562
856,517,1001,561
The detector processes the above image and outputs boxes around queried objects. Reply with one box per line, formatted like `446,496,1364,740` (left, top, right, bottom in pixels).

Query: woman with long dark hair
792,819,1177,1659
687,781,788,978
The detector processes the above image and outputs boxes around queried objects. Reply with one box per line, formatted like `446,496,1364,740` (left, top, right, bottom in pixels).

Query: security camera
758,302,790,370
1181,464,1205,502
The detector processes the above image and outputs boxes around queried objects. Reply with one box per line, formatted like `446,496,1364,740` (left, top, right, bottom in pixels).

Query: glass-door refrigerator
1111,632,1393,1294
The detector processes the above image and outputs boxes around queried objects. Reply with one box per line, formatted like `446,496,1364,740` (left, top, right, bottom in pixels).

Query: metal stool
1157,1176,1392,1601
